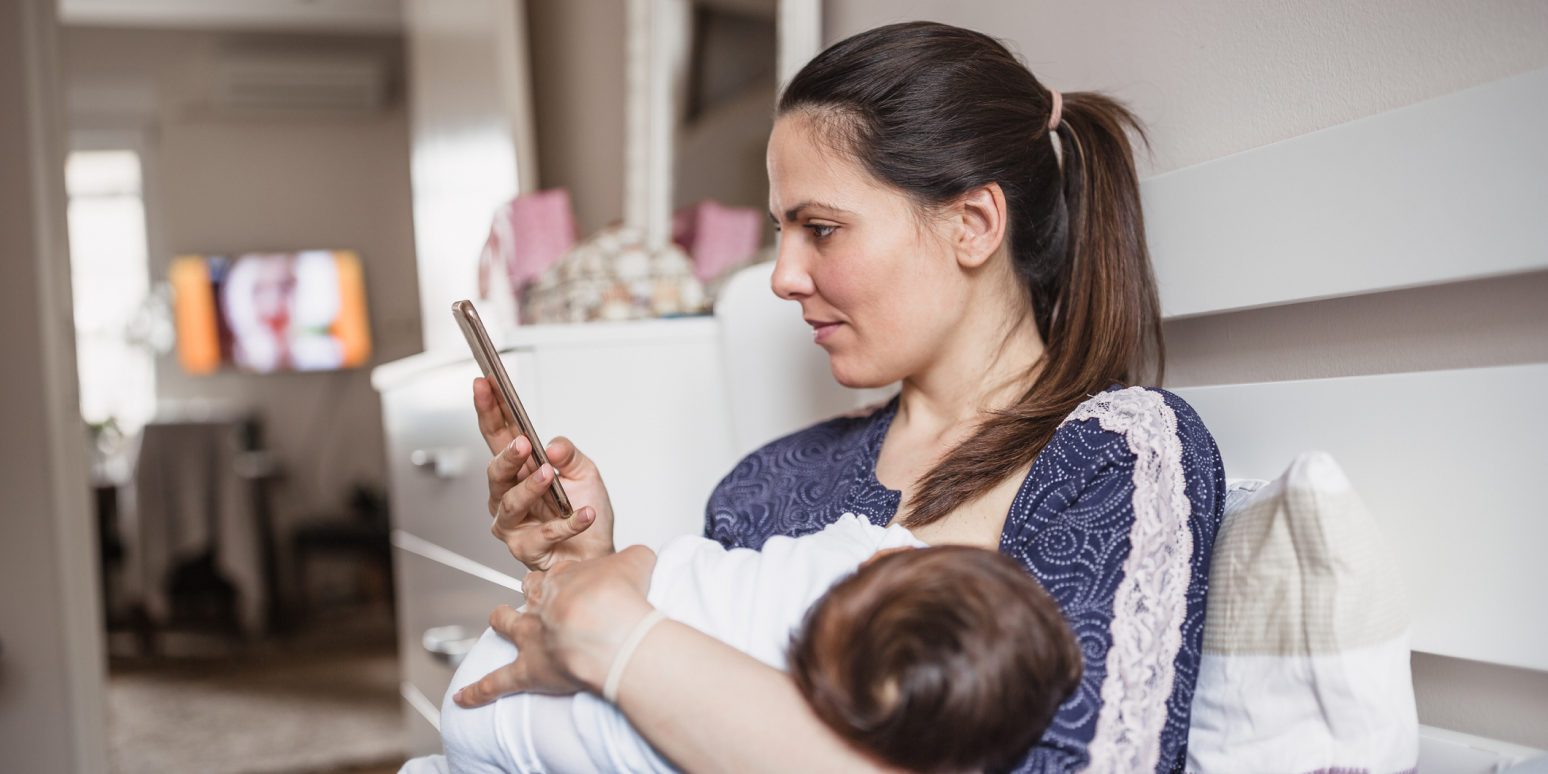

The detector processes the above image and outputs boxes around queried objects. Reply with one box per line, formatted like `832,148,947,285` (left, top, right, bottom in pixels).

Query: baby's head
788,546,1083,774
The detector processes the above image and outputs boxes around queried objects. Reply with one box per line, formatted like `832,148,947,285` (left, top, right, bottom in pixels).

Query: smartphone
452,300,573,516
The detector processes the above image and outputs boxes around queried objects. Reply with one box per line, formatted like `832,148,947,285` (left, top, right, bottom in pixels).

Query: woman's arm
1007,389,1224,773
615,620,900,774
453,548,900,774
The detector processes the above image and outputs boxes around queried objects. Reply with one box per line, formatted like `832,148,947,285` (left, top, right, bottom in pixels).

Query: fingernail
453,689,463,703
538,464,551,482
505,438,518,454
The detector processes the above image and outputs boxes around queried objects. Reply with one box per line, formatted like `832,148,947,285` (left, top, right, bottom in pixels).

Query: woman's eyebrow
778,201,853,222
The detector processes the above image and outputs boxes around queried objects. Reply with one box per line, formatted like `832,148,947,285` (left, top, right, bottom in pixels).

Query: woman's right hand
475,377,616,570
453,545,659,707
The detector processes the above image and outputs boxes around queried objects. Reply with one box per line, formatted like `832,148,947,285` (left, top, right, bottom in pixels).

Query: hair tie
603,609,667,703
1048,90,1063,131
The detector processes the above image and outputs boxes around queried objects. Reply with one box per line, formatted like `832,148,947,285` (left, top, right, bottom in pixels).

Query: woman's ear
952,182,1008,270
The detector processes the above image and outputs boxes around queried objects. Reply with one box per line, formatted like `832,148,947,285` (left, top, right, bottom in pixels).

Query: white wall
0,0,109,770
59,27,422,586
827,0,1548,179
825,0,1548,748
405,0,536,351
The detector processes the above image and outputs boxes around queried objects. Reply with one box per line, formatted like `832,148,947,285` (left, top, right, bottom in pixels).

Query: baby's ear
860,545,916,570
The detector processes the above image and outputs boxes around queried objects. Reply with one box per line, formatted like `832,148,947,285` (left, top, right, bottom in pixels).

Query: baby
429,514,1082,774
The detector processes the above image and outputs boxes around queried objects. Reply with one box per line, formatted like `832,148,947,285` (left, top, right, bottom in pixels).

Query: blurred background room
55,4,420,774
8,0,793,772
2,1,1546,774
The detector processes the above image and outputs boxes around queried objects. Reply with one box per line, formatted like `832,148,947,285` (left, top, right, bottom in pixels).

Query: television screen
170,250,372,374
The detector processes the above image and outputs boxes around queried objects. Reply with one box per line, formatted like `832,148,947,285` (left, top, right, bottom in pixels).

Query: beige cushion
1187,451,1418,774
1205,454,1408,657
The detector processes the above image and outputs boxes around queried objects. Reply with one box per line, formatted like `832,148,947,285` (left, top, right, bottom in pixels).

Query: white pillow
1187,452,1419,774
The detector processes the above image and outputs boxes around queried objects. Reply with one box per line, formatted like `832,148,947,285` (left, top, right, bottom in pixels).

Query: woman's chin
827,357,895,390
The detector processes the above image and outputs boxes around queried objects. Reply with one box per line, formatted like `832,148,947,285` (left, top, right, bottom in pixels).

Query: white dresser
373,316,739,754
373,264,889,754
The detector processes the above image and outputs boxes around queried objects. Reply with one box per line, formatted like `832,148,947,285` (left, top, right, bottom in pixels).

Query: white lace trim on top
1063,388,1194,774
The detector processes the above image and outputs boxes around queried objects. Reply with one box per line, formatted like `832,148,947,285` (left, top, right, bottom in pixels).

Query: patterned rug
108,645,405,774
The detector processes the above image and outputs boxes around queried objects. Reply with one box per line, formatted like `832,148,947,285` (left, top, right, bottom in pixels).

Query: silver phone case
452,300,573,515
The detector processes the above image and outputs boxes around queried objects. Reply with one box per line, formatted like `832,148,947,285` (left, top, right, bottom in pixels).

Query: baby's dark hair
788,546,1083,773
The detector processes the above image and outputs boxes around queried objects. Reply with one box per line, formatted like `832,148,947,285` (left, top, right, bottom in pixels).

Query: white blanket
433,513,925,774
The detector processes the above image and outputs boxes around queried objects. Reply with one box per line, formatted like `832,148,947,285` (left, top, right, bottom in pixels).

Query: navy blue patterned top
705,386,1225,774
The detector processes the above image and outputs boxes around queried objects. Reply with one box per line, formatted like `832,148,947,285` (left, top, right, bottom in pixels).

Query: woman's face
766,115,976,389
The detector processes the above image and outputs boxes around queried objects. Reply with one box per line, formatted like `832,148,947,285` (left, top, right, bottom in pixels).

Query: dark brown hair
788,547,1083,773
779,22,1163,526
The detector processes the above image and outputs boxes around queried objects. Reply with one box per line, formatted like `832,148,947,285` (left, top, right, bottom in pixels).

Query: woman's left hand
453,545,658,707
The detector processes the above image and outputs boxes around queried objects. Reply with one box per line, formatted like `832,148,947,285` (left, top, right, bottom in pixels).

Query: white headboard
1172,365,1547,672
1155,67,1548,673
1144,66,1548,318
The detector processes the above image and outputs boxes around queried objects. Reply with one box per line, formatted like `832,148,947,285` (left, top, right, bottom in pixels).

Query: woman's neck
879,308,1042,547
895,295,1044,439
875,258,1045,509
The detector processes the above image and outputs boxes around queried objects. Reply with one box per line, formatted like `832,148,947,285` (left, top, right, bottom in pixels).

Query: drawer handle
410,447,469,479
423,625,480,667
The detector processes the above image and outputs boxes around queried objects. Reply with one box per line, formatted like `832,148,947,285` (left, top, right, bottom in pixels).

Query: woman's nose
770,236,815,300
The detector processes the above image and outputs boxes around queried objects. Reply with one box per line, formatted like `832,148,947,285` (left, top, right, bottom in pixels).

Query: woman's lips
808,320,841,343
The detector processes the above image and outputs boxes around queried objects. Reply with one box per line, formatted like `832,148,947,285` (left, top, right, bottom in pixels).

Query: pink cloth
479,188,577,297
672,199,763,283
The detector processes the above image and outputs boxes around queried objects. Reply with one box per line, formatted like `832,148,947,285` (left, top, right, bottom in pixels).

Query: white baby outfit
427,513,925,774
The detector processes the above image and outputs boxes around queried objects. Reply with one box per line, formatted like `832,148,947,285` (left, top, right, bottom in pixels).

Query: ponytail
779,23,1164,527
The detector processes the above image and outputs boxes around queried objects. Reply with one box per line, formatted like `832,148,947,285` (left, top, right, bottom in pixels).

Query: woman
459,21,1223,774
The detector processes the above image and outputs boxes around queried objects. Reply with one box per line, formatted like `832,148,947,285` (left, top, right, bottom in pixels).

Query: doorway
59,22,417,774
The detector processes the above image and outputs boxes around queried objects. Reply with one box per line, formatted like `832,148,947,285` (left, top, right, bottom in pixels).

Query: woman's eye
806,224,837,239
